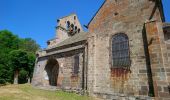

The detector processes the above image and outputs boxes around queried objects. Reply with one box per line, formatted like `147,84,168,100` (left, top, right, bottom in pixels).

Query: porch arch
45,58,59,86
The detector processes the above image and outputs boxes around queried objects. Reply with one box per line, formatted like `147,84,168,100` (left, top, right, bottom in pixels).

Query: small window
74,16,76,20
66,21,70,30
47,41,50,45
73,55,79,75
112,33,130,68
163,27,170,41
57,19,60,23
78,29,80,33
71,24,74,28
75,26,77,30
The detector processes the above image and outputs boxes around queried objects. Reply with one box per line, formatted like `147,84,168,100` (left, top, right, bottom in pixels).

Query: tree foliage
9,50,29,71
0,30,40,84
19,38,40,53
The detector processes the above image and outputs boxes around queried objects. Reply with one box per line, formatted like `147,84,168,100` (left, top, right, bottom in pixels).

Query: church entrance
45,58,59,86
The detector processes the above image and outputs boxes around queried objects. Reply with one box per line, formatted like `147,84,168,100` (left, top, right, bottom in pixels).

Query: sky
0,0,170,49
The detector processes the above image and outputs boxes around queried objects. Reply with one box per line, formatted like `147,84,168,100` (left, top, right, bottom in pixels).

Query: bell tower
56,13,83,42
47,14,83,48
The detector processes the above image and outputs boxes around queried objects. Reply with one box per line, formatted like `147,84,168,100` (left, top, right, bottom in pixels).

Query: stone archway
45,58,59,86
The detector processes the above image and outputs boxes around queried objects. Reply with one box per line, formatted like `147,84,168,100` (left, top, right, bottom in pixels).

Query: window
75,26,77,30
71,24,74,28
163,27,170,41
74,16,76,20
78,29,80,33
73,55,79,75
112,33,130,68
66,21,70,30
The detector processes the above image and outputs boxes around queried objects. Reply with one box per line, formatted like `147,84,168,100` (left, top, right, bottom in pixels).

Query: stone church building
32,0,170,99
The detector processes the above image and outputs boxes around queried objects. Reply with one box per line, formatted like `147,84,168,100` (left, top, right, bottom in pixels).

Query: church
32,0,170,99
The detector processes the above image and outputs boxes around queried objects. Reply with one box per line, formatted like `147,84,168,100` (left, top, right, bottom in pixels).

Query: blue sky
0,0,169,49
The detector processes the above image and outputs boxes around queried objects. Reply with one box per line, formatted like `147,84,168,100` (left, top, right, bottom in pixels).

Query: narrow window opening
78,28,80,33
66,21,70,30
75,26,77,30
163,27,170,41
73,55,79,75
74,16,76,20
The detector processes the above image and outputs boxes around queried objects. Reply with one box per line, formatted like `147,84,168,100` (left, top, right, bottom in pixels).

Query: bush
0,79,6,84
18,69,28,84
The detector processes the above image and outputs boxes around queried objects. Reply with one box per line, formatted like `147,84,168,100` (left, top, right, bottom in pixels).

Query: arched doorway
45,58,59,86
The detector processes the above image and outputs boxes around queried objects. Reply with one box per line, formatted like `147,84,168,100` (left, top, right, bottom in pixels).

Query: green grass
0,84,94,100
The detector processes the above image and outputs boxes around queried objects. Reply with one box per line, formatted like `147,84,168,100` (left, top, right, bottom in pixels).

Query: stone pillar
83,42,88,91
145,21,170,99
87,35,95,95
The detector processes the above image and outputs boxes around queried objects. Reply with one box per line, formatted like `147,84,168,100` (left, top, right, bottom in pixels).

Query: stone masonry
32,0,170,99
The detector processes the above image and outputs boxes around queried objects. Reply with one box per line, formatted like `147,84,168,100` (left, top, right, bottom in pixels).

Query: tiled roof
47,32,87,50
58,13,76,20
163,23,170,28
57,32,87,47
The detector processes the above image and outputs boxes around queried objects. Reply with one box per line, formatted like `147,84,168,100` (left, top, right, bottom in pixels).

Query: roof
47,32,87,49
43,45,85,57
163,23,170,28
58,13,76,20
57,32,87,47
157,0,165,22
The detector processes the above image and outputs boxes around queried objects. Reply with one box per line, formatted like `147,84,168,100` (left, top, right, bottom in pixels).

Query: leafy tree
0,30,40,84
18,69,29,84
9,50,29,84
26,53,36,83
0,30,19,84
19,38,40,53
0,64,13,84
9,51,36,84
0,30,19,50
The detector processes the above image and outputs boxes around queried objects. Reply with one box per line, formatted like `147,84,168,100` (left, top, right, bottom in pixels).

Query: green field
0,84,95,100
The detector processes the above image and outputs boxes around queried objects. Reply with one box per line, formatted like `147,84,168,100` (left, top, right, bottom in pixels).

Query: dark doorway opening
45,58,59,86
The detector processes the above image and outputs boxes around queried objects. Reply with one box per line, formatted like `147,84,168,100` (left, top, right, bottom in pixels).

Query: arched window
74,16,76,20
71,24,74,29
75,26,77,30
66,21,70,30
78,29,80,33
112,33,130,68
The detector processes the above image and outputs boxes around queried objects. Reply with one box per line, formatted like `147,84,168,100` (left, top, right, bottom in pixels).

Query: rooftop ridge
58,13,76,20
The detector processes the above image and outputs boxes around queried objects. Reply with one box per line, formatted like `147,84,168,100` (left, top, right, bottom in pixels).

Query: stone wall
56,14,83,42
32,49,85,91
166,43,170,62
145,21,170,99
32,0,170,99
87,0,165,99
47,14,84,48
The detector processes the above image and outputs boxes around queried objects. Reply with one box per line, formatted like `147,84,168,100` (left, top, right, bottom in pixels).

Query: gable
88,0,129,32
87,0,106,27
88,0,165,33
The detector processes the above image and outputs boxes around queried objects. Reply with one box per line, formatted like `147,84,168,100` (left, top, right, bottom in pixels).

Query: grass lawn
0,84,95,100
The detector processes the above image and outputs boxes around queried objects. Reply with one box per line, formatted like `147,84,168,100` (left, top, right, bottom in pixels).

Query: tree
0,30,19,84
0,30,19,50
18,69,29,84
19,38,40,53
26,53,36,83
18,38,39,83
9,50,29,84
0,30,40,84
